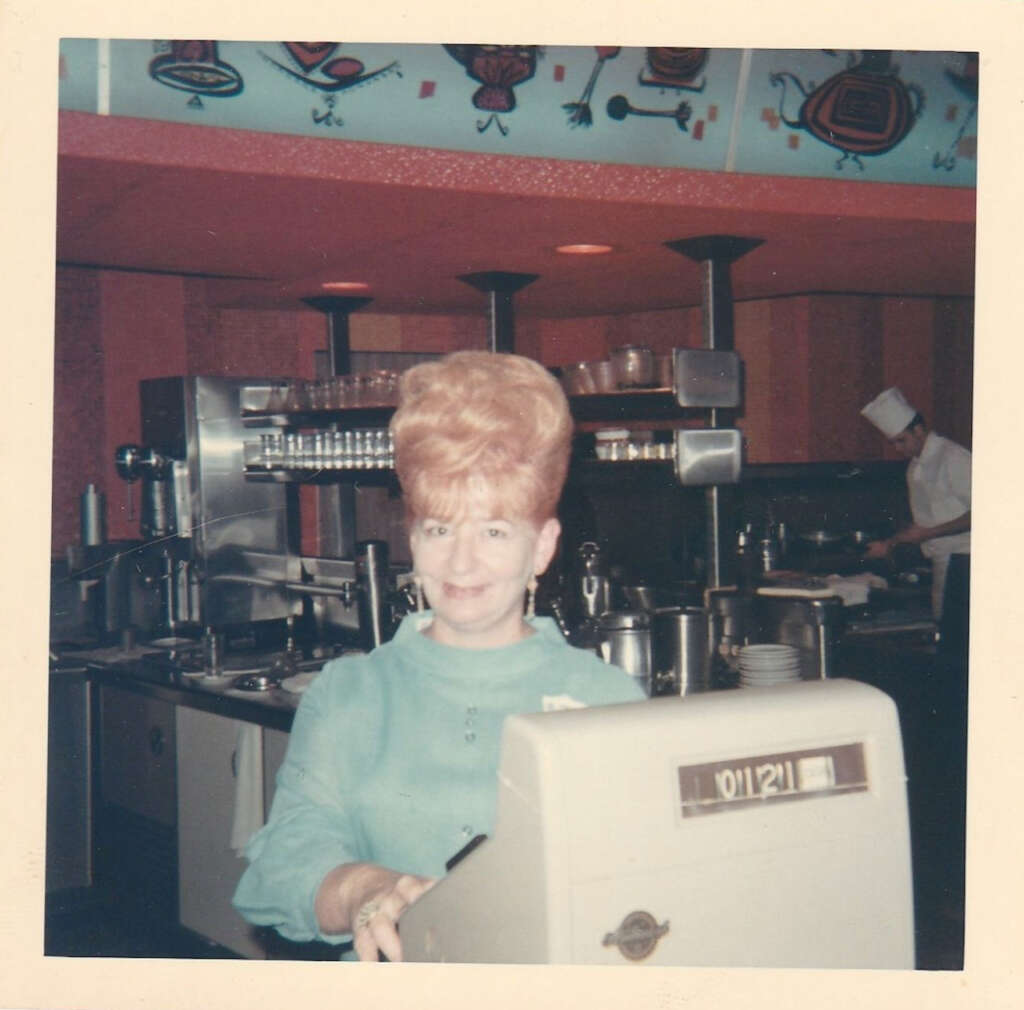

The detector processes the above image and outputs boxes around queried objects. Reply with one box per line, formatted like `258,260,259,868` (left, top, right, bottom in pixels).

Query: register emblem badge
602,910,670,961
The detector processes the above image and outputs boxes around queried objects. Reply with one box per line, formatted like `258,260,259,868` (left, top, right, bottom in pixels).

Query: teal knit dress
233,612,644,947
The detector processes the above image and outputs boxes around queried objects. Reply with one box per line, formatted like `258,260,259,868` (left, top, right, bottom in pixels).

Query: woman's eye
485,526,509,539
424,523,448,537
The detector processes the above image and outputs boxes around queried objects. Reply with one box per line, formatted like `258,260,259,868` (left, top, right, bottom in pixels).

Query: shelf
241,406,396,428
568,389,674,422
243,466,396,484
242,386,706,428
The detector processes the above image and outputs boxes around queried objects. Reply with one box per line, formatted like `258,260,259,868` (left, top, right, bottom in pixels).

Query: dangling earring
413,575,424,613
526,574,538,619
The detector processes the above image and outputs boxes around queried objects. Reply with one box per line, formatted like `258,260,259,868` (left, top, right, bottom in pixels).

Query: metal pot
706,588,750,685
610,345,656,388
562,360,617,395
799,529,844,548
621,584,659,611
561,361,599,395
651,606,708,695
597,610,652,690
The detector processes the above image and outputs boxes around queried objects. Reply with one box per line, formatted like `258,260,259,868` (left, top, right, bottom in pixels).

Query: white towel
230,723,265,855
757,573,888,607
821,573,889,607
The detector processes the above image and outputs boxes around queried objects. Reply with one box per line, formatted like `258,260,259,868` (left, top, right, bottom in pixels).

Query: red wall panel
880,298,936,460
52,267,104,552
761,297,813,463
733,299,776,463
50,265,975,555
933,298,974,449
99,271,188,540
808,296,884,461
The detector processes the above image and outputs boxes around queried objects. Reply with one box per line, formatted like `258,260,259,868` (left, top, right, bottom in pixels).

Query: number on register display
678,743,866,818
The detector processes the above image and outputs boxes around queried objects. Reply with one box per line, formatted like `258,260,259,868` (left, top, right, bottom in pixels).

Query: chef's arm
866,511,971,557
892,510,971,545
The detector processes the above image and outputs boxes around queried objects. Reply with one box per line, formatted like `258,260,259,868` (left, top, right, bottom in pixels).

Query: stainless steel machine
107,375,401,653
115,376,295,637
400,678,915,967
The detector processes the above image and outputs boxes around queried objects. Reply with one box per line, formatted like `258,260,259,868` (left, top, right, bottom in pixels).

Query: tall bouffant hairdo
390,351,573,525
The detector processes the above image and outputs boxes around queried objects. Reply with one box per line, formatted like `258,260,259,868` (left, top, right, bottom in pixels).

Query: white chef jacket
907,431,971,617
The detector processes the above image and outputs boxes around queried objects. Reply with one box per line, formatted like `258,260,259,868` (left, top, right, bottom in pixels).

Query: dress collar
392,611,564,684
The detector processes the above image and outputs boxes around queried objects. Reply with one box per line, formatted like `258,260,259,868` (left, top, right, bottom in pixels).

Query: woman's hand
350,869,436,962
864,538,892,560
315,861,436,962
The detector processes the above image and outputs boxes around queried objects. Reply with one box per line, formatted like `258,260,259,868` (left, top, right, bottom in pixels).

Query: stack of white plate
737,644,802,687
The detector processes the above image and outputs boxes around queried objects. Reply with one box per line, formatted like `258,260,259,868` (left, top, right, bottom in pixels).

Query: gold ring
354,899,383,931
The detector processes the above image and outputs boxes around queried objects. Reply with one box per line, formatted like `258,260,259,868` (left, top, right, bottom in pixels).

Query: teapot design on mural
444,44,539,135
770,51,925,171
259,43,399,128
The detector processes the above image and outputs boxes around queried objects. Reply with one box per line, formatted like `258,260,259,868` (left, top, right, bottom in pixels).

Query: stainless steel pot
610,345,655,388
621,584,659,611
651,606,708,695
705,588,751,686
597,610,652,690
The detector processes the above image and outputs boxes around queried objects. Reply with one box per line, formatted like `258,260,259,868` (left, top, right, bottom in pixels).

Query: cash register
399,678,914,968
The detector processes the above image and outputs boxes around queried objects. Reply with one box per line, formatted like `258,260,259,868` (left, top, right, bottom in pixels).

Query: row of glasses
265,371,400,413
247,429,395,470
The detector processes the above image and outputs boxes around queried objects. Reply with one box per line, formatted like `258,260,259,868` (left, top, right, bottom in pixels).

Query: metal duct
302,295,373,377
458,271,539,353
665,235,763,589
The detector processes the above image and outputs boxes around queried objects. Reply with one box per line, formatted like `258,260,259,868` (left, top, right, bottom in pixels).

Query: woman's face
409,506,560,649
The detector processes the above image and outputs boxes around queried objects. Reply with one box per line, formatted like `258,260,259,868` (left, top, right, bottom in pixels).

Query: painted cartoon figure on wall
770,50,925,171
149,42,243,108
934,52,977,172
605,47,712,136
563,47,620,127
639,48,709,91
259,43,399,128
443,44,539,135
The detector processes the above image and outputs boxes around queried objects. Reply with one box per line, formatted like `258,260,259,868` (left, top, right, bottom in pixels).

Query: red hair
390,351,572,525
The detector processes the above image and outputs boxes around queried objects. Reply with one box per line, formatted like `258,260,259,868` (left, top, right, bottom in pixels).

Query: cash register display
677,742,868,818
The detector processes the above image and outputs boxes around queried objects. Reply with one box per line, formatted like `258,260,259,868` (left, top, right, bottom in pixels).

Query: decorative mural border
58,41,977,188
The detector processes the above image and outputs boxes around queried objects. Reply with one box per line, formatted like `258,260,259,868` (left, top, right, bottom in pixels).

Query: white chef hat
861,387,917,439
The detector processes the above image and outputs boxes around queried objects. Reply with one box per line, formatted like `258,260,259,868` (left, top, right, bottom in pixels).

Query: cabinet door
99,686,176,827
176,707,275,959
47,674,93,893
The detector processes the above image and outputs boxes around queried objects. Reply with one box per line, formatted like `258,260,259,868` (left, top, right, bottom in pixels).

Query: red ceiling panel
56,111,976,318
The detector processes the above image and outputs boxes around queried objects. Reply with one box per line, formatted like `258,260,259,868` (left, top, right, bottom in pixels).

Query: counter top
52,645,329,732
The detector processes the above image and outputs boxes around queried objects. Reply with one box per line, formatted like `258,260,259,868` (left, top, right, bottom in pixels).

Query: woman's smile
441,582,489,599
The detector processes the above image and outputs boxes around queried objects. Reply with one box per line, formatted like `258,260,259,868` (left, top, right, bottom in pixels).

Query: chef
860,386,971,620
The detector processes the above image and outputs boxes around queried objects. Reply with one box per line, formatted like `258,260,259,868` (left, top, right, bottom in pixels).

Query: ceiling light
320,280,371,293
555,243,614,255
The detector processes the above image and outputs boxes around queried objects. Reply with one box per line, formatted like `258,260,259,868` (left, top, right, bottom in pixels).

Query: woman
233,351,644,962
